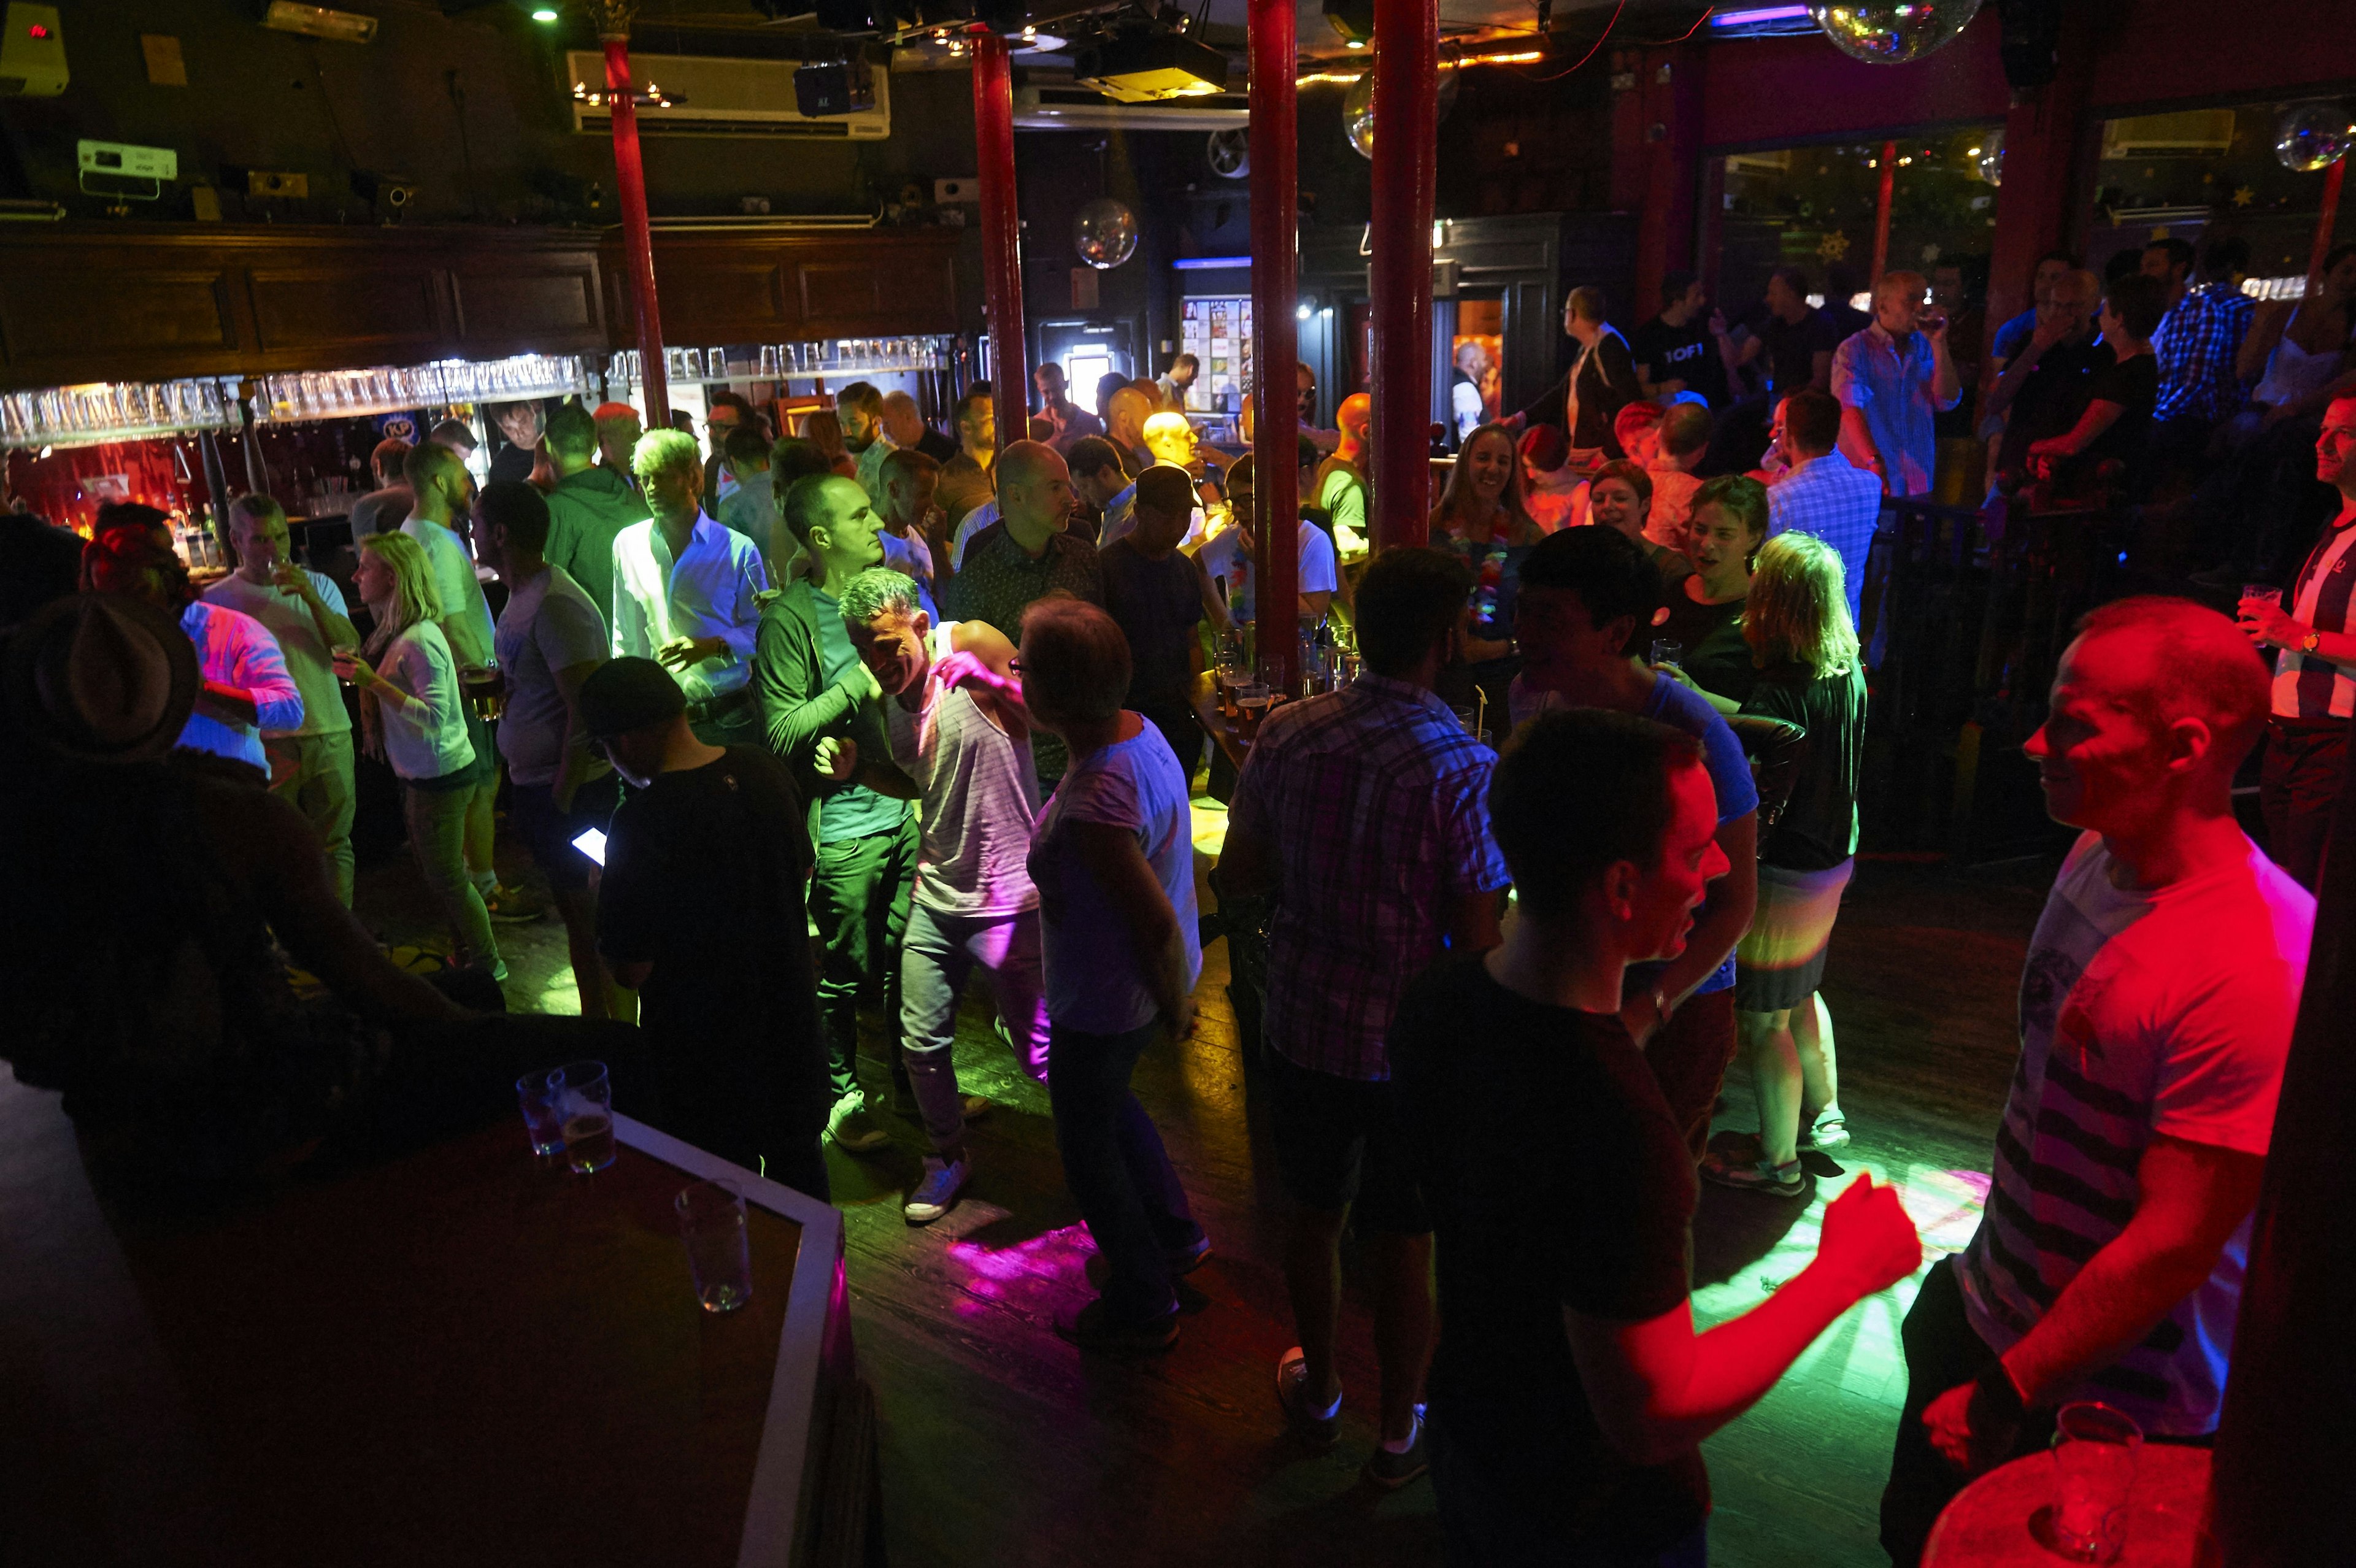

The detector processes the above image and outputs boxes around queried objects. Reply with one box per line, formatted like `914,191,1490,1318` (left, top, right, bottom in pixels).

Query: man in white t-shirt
402,441,519,917
1879,597,2314,1565
206,494,363,905
1199,448,1339,626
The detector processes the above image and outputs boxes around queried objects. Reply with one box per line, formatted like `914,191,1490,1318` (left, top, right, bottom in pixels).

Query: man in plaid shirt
1220,547,1509,1486
2146,236,2254,461
1767,388,1883,630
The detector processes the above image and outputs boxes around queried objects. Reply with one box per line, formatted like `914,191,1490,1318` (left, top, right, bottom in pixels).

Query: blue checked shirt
1831,323,1960,499
2152,282,2255,425
1768,451,1885,628
1229,674,1511,1082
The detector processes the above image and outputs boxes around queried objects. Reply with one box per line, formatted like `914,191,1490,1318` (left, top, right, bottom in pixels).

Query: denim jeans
898,902,1051,1154
1048,1018,1203,1324
404,777,499,970
266,729,357,907
810,816,920,1109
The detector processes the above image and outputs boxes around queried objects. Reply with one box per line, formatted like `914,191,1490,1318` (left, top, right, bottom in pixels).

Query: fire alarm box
1,4,67,97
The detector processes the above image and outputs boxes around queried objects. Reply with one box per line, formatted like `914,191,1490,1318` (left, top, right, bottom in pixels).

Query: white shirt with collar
609,512,769,702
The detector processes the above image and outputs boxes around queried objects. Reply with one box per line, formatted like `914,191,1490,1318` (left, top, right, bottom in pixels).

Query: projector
1072,32,1229,104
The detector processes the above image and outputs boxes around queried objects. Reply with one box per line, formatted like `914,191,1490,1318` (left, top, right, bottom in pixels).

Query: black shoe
1055,1298,1179,1355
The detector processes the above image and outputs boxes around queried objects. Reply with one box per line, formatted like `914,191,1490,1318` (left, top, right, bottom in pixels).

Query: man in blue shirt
1833,269,1963,499
1512,526,1760,1162
2145,236,2255,481
1768,390,1884,629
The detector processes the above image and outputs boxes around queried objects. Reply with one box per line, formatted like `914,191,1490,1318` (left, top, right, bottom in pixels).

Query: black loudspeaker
794,57,876,115
1997,0,2061,91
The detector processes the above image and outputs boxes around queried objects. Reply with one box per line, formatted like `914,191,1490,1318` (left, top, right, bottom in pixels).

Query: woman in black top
1654,474,1767,705
1703,532,1869,1197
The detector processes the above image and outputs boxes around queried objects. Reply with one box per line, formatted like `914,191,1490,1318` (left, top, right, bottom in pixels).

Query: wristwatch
2301,631,2323,656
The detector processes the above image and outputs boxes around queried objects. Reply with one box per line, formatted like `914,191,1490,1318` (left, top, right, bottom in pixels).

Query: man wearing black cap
585,656,831,1195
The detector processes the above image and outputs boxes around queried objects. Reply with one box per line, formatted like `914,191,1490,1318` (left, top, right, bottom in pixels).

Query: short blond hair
631,426,702,483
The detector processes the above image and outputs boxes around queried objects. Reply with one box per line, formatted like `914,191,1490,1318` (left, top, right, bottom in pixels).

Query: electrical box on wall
934,177,979,205
1,4,67,97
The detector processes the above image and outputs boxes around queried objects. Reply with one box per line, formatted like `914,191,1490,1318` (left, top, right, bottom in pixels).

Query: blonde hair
358,530,444,658
631,426,702,483
1744,532,1857,678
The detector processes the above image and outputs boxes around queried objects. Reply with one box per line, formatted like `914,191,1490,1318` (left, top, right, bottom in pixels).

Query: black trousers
2260,715,2349,893
1880,1256,2055,1567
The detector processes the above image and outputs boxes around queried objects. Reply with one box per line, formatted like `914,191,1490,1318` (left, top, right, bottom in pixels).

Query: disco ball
1341,67,1458,161
2275,99,2355,174
1074,197,1139,271
1809,0,1983,66
1976,133,2003,186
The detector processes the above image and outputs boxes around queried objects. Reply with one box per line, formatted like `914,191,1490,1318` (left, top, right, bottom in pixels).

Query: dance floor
367,818,2052,1568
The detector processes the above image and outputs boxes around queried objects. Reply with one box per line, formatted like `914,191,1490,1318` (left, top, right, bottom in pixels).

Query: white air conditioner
566,51,890,140
2101,110,2236,159
1014,81,1245,131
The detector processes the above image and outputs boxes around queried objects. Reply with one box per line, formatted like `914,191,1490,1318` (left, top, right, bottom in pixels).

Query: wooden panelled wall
0,223,961,391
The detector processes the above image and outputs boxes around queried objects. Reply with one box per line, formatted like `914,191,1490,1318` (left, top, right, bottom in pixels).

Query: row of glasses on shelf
259,355,590,423
609,337,957,387
1,377,236,445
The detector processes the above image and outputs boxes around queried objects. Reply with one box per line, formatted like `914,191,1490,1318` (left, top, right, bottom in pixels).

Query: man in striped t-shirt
1880,598,2314,1566
2241,391,2356,890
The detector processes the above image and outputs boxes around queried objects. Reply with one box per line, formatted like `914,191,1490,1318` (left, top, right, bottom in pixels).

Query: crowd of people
0,295,2343,1564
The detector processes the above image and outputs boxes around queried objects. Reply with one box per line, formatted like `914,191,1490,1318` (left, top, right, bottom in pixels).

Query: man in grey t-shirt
480,482,623,1020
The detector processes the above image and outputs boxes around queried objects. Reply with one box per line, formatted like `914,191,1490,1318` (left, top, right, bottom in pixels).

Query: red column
1249,0,1299,686
2309,158,2347,285
1369,0,1437,548
601,32,669,431
1868,139,1897,287
1982,4,2098,345
971,28,1026,456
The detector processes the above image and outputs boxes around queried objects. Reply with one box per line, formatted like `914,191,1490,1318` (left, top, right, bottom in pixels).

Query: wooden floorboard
355,820,2054,1567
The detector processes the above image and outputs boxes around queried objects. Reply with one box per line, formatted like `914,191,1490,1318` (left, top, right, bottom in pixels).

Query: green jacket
751,581,904,837
544,466,648,635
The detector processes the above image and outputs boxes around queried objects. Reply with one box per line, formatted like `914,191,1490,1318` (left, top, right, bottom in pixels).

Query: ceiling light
1345,38,1364,48
1296,303,1312,320
531,6,560,20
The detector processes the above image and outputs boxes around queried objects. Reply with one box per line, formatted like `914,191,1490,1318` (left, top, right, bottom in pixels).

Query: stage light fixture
1321,0,1373,46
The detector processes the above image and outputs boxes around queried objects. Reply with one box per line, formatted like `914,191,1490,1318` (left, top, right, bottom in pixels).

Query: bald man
1104,385,1154,476
1312,393,1372,556
942,439,1103,784
883,389,960,467
1882,597,2309,1562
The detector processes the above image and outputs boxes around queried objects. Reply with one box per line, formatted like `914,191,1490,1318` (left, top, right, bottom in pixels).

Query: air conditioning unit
566,51,890,139
2101,110,2236,159
1013,80,1245,131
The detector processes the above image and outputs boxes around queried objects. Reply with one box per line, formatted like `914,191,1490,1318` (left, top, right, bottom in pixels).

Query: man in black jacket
752,474,923,1155
1511,286,1642,462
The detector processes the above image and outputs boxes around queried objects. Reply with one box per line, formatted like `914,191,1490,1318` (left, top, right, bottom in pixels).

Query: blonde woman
1703,532,1867,1197
1433,422,1543,719
333,531,502,982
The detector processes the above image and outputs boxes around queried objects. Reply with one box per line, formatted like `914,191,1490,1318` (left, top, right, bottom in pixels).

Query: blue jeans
1048,1018,1204,1325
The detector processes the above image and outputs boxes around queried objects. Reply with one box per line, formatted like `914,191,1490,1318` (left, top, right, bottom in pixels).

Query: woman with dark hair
1584,458,1695,595
1656,472,1768,705
1703,532,1869,1197
1433,422,1542,721
1018,596,1206,1355
799,409,858,480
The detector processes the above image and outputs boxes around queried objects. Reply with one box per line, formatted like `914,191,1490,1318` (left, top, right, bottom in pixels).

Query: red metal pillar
1868,139,1896,288
971,28,1027,456
2309,158,2347,286
1369,0,1437,548
599,25,669,431
1983,2,2098,348
1249,0,1299,686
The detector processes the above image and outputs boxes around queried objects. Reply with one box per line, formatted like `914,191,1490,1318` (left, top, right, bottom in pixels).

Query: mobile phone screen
571,827,607,866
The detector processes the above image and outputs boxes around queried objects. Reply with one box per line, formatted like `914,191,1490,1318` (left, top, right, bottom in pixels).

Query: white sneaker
903,1155,970,1226
1809,1106,1852,1152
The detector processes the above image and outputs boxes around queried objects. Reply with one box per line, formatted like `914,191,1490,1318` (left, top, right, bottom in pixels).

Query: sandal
1701,1148,1808,1197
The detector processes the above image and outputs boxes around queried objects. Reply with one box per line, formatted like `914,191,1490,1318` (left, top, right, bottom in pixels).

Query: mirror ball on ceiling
1808,0,1983,65
1074,196,1141,270
2274,99,2355,174
1342,67,1460,161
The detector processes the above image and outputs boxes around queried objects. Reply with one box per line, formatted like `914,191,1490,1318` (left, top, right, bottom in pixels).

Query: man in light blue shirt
1833,269,1962,500
612,429,770,746
1766,388,1885,629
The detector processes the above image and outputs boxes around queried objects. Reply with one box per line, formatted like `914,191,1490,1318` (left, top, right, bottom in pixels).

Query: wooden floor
359,815,2058,1568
